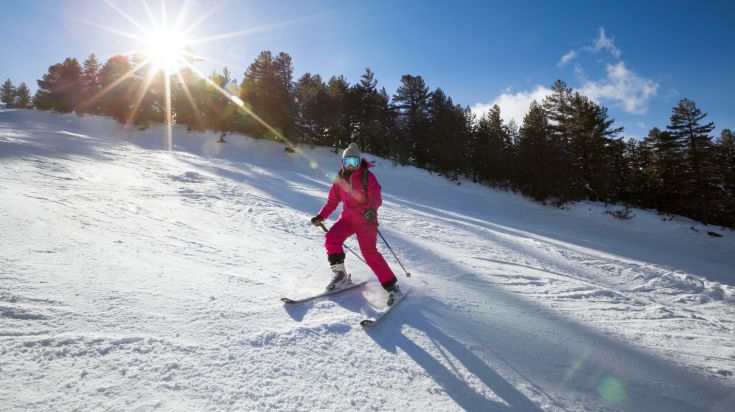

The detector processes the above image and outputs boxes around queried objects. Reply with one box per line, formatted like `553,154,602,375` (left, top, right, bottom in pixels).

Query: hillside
1,109,734,411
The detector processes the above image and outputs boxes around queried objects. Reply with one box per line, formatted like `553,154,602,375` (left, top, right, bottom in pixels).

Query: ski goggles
342,156,360,168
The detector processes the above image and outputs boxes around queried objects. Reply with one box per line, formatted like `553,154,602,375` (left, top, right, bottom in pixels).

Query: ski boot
327,263,352,291
385,284,402,306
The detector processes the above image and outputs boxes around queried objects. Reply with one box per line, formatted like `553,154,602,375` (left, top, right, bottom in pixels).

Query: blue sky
2,0,733,138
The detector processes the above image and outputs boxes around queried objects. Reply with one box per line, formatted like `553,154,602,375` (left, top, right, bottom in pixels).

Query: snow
1,108,734,411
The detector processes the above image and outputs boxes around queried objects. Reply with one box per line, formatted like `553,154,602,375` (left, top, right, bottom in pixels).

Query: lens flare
597,376,627,405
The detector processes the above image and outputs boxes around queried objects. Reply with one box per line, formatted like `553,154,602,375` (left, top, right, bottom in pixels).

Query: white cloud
572,63,586,80
557,50,577,67
587,27,621,59
471,85,552,125
558,26,621,67
579,62,658,114
551,27,657,114
475,28,657,124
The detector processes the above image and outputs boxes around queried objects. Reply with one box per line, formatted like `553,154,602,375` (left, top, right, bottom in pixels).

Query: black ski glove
310,215,324,226
363,208,377,224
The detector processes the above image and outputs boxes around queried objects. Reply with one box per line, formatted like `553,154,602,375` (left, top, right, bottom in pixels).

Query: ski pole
375,227,412,278
317,222,368,265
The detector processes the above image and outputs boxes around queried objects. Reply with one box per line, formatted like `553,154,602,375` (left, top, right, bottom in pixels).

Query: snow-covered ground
1,109,733,411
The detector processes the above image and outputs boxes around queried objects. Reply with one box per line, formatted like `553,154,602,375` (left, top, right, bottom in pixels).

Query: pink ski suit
317,160,397,287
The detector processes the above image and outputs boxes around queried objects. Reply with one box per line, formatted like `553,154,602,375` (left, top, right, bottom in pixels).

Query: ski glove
362,208,377,224
310,215,324,226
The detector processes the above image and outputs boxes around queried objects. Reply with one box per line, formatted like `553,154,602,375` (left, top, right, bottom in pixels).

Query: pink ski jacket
318,159,382,223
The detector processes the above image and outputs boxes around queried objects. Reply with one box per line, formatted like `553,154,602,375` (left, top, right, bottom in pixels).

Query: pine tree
14,82,32,108
126,54,166,129
34,64,63,110
375,86,395,158
434,100,472,180
541,80,575,200
604,137,628,204
427,88,461,176
295,73,329,145
713,129,735,226
474,105,511,185
34,65,59,110
459,107,474,178
621,138,651,207
543,80,574,143
33,58,82,113
516,100,555,200
567,92,623,201
171,67,206,131
348,69,391,156
642,127,684,213
273,52,297,141
98,55,134,122
716,129,735,190
207,67,239,134
239,51,296,142
505,119,521,184
1,79,15,107
458,106,475,178
239,50,273,137
470,108,489,182
392,74,430,165
667,98,717,224
55,57,82,112
324,75,351,151
78,53,102,114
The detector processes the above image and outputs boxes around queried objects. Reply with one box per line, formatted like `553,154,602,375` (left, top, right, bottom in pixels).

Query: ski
360,289,410,327
280,280,368,304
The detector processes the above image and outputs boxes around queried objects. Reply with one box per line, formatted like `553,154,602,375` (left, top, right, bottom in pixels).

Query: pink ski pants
325,218,396,286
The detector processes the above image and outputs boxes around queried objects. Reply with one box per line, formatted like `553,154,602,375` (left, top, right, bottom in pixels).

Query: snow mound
641,305,684,319
633,272,735,303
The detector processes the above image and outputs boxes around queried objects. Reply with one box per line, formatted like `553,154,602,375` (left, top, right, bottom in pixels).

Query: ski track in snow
1,109,734,411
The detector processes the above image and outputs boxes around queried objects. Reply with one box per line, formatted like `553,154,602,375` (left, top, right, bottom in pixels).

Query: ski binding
360,289,410,327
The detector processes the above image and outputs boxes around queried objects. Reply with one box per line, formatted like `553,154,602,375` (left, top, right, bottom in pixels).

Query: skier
310,143,401,305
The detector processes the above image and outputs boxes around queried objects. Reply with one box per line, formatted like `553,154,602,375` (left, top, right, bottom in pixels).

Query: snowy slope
1,109,734,411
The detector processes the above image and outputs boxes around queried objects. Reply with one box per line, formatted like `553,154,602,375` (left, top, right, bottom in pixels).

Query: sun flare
144,28,190,73
84,0,307,151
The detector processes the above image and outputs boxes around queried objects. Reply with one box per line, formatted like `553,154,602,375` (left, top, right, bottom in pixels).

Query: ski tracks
385,201,735,387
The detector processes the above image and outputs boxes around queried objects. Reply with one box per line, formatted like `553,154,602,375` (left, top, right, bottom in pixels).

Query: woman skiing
310,143,401,305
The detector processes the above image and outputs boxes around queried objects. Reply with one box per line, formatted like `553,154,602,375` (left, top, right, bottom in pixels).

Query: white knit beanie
342,143,361,159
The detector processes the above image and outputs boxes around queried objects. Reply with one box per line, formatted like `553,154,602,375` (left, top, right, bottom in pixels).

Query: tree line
5,51,734,228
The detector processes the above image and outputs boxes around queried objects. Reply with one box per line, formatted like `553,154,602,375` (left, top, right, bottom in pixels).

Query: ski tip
280,297,297,304
360,319,374,327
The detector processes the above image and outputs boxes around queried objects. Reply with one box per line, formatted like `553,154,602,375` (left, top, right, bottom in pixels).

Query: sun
84,0,311,151
144,27,190,73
